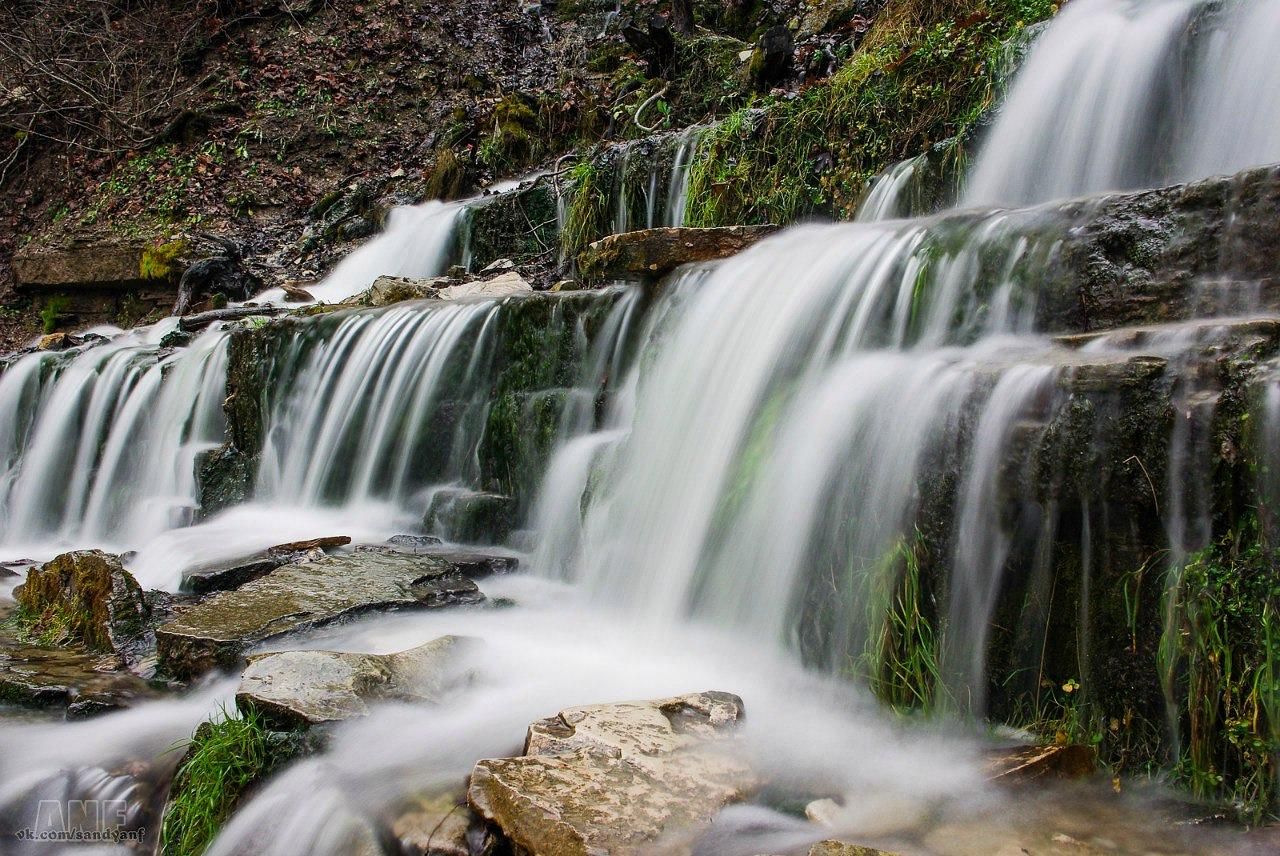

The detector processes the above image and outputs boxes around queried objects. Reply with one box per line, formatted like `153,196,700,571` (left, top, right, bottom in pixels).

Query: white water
0,328,228,558
5,0,1280,851
966,0,1280,206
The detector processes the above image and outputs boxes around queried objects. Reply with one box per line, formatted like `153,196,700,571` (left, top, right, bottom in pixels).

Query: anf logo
32,799,129,834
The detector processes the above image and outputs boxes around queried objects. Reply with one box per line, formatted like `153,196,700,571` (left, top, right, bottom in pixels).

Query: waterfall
965,0,1280,206
0,329,229,556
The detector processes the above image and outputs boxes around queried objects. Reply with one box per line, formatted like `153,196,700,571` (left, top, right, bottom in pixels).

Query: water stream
2,0,1280,851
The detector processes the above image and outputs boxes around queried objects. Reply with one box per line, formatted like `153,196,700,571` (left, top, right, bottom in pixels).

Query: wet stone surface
156,549,483,681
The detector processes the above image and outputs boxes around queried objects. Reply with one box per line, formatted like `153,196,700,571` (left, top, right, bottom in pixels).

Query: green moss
161,708,307,856
685,0,1059,227
39,296,69,334
140,239,188,280
425,148,469,200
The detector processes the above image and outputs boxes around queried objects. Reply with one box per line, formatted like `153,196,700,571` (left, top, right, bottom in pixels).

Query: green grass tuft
160,707,277,856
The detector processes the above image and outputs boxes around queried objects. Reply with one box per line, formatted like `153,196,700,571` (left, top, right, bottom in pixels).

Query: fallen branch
178,305,286,332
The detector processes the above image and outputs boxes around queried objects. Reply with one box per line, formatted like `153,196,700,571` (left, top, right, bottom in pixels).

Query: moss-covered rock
14,551,150,663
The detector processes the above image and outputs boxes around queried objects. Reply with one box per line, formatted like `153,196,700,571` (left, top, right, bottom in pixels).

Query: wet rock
14,551,150,665
196,442,255,519
577,225,779,282
423,490,516,544
271,535,352,554
36,331,76,350
386,534,444,549
159,328,193,349
182,556,284,596
984,743,1097,783
366,274,447,306
750,25,794,88
468,691,755,855
0,633,157,714
810,842,900,856
436,270,532,300
480,258,516,273
236,635,473,729
392,791,474,856
379,538,519,578
182,536,354,594
281,282,315,302
156,549,482,680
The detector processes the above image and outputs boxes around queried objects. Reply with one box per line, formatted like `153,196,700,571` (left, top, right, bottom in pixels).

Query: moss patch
685,0,1059,227
139,239,188,280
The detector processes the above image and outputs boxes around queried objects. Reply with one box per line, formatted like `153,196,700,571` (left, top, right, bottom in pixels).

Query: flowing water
965,0,1280,206
3,0,1280,852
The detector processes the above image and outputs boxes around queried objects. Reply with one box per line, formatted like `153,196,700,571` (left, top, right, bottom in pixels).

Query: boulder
577,225,779,282
392,792,475,856
14,551,150,665
366,274,447,306
468,691,755,855
436,270,532,300
156,549,483,680
236,635,473,728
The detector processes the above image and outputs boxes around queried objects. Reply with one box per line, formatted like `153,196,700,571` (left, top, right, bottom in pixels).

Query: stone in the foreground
809,842,900,856
392,791,475,856
236,635,473,728
468,691,755,856
156,549,482,680
577,225,779,282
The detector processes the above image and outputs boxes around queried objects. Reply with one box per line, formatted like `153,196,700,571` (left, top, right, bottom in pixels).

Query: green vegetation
859,532,944,712
139,239,188,280
685,0,1059,227
1160,524,1280,822
39,296,69,334
161,707,305,856
561,159,610,262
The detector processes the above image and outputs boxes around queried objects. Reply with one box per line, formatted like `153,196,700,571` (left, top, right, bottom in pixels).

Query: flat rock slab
181,535,353,594
236,635,473,728
157,549,482,680
577,225,779,282
468,691,755,856
0,633,157,716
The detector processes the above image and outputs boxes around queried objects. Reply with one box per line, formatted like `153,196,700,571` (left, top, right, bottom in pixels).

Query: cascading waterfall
0,329,229,555
6,0,1280,850
965,0,1280,206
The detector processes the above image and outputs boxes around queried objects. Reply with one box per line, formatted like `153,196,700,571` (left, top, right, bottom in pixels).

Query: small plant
1159,523,1280,822
858,532,946,713
560,159,609,261
160,707,276,856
